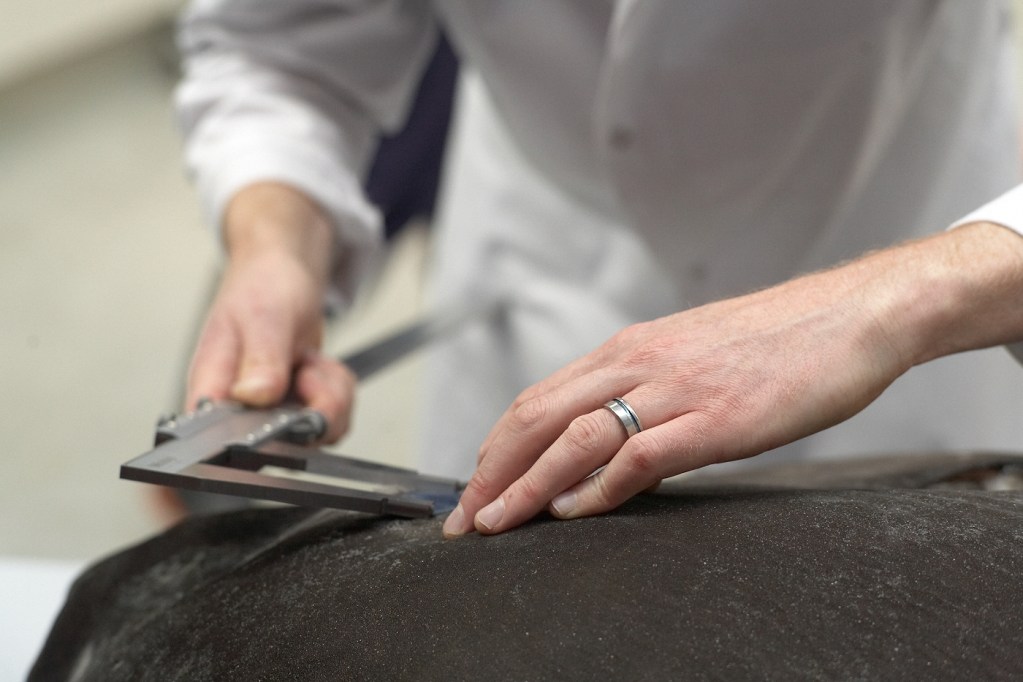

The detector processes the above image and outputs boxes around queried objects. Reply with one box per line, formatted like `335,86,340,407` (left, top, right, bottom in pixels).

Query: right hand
185,182,356,442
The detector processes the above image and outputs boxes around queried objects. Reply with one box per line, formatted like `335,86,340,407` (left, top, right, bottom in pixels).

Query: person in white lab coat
178,1,1023,538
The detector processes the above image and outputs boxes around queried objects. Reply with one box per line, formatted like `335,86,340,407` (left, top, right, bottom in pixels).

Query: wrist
866,222,1023,367
223,181,335,288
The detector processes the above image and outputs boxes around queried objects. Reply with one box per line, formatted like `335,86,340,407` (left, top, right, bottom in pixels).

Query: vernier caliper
121,301,501,518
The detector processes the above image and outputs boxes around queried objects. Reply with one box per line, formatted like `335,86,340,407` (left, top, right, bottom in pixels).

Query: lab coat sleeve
175,0,439,306
949,183,1023,363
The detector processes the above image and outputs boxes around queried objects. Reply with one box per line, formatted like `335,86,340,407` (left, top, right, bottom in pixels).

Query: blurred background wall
0,0,180,89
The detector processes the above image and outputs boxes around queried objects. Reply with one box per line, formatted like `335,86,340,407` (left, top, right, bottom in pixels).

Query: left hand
441,223,1023,537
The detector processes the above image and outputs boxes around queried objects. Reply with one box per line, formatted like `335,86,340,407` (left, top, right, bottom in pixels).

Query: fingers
190,331,355,444
187,310,293,410
190,323,353,443
443,389,719,539
476,350,610,466
471,407,625,535
228,308,297,407
294,352,357,443
444,368,631,537
548,413,715,520
187,302,353,443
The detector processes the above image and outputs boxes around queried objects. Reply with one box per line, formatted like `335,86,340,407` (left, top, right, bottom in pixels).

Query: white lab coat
178,1,1023,479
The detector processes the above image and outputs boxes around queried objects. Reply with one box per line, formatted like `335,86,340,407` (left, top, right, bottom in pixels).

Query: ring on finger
603,397,643,438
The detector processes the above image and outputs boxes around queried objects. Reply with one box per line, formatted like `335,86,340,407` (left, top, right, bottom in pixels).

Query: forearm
176,0,439,304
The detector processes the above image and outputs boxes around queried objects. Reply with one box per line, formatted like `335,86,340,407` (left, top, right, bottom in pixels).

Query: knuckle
462,467,496,501
620,338,672,373
621,434,663,477
511,384,542,407
508,383,546,415
564,413,610,453
608,320,656,350
508,475,547,507
509,395,554,433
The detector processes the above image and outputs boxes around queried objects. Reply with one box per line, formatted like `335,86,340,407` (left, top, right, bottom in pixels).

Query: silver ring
603,397,643,438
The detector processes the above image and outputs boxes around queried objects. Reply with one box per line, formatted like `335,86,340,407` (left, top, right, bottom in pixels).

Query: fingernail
231,375,274,400
550,490,577,518
475,497,505,531
442,504,467,538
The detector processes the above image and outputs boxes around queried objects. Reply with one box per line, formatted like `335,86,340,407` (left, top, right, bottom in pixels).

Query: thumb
230,324,295,407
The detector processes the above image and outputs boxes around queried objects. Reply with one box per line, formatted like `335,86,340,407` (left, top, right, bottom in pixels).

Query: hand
186,182,356,442
442,223,1023,537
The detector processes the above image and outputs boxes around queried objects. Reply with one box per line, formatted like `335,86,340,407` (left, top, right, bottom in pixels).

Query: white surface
0,557,86,681
0,0,181,88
